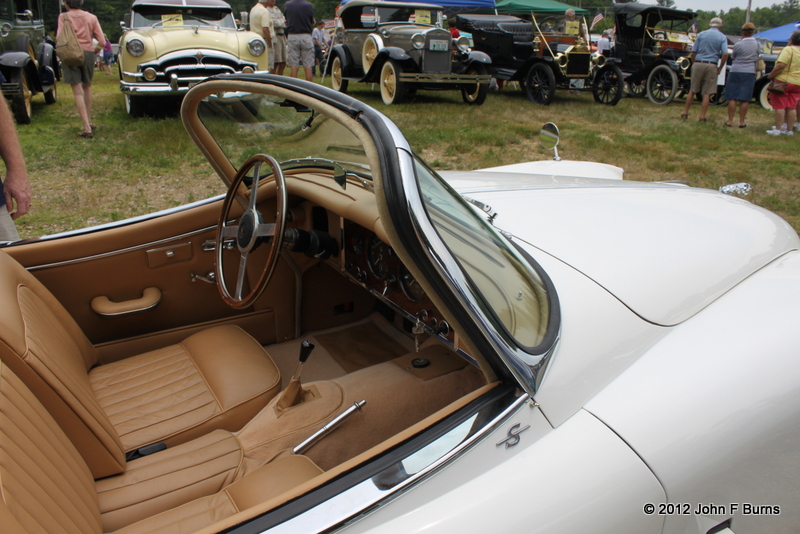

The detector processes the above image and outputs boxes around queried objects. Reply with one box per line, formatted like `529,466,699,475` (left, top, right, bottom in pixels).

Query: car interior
0,79,498,533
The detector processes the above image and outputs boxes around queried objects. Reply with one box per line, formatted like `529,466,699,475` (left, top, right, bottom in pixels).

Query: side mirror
122,13,131,29
539,122,561,161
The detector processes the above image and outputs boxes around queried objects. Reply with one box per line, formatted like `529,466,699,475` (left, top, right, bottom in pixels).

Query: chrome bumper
397,73,492,84
120,70,268,95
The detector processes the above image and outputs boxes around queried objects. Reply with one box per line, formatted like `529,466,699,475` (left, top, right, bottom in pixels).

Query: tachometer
367,236,390,279
399,264,425,302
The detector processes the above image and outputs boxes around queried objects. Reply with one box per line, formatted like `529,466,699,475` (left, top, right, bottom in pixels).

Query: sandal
78,131,94,139
699,118,707,123
724,123,732,127
680,113,688,119
739,124,747,128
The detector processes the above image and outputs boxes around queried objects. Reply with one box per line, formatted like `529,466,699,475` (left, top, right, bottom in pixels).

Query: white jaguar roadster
1,74,798,534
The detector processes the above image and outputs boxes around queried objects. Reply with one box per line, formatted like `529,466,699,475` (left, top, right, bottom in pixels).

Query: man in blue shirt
682,17,728,122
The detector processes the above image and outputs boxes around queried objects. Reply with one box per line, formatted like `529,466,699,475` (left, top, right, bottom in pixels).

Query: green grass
7,65,800,239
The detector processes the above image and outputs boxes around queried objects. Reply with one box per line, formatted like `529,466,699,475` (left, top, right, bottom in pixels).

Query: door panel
6,198,297,348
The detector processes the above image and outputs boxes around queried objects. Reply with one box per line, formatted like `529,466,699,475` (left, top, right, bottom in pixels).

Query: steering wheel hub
237,210,259,251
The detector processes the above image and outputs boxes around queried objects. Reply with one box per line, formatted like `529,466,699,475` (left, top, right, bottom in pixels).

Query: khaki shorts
270,34,288,69
690,62,718,95
62,51,96,85
287,34,314,68
0,205,20,242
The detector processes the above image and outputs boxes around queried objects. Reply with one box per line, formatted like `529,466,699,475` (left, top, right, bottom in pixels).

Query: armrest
91,287,161,316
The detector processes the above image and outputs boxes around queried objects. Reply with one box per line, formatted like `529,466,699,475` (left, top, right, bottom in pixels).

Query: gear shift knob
299,340,314,364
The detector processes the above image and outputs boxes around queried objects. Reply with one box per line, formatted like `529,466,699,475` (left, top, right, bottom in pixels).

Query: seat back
0,361,102,534
0,251,126,478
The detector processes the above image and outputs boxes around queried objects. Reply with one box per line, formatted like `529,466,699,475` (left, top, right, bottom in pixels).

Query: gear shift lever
277,340,314,411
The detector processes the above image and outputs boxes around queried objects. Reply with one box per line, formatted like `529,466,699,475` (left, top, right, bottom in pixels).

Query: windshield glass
132,6,237,28
414,157,550,350
197,90,372,178
376,7,441,26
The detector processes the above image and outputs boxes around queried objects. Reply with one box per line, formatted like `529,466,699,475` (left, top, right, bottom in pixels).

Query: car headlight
249,38,266,56
126,38,145,57
411,33,425,49
456,36,470,52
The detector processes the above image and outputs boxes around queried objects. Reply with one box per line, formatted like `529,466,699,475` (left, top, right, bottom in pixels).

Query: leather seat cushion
114,455,323,534
89,325,281,452
96,430,251,532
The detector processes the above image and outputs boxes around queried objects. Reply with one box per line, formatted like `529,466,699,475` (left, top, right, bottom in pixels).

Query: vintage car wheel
363,35,381,73
43,83,57,105
330,55,349,93
646,64,678,105
627,80,646,97
592,65,624,106
10,70,32,125
461,65,489,105
216,154,287,309
758,81,774,110
709,87,727,106
125,94,149,117
380,60,405,105
525,63,556,105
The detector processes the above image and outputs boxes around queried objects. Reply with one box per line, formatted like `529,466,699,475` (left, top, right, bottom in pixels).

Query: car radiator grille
422,32,451,74
566,53,591,76
157,57,241,83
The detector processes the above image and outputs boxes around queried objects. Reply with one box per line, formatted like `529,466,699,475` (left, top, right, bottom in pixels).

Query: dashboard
339,220,454,342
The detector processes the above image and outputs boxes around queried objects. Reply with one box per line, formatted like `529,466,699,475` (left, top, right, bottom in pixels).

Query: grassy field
8,65,800,240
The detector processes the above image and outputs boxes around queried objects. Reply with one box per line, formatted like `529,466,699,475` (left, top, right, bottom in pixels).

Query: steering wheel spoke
215,154,287,309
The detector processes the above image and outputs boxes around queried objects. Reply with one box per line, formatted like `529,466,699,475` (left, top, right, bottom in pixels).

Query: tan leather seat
0,251,281,478
0,361,323,534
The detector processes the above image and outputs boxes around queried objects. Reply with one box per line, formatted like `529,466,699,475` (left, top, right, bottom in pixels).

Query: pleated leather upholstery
96,430,248,531
89,325,282,453
0,361,102,534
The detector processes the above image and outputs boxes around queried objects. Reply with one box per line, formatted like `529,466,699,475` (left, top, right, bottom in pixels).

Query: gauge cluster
342,220,452,340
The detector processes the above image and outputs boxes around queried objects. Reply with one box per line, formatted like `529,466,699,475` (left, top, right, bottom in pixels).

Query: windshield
414,157,550,351
132,6,237,29
197,90,372,180
377,7,441,26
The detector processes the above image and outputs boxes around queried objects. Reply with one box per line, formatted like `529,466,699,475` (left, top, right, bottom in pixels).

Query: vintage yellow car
118,0,268,116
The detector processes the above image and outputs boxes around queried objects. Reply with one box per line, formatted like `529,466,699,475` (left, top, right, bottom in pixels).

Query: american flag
590,9,605,30
690,21,698,33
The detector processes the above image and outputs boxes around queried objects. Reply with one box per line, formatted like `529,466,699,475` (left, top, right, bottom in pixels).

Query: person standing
681,17,728,123
723,22,759,128
57,0,105,138
102,39,113,74
312,21,326,76
765,30,800,136
0,98,31,242
597,30,612,56
285,0,315,81
266,0,287,75
249,0,274,64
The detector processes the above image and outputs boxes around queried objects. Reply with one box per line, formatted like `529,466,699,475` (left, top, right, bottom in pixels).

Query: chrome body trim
262,390,528,533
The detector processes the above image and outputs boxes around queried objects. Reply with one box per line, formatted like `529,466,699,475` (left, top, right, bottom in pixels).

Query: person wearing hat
681,17,728,122
723,22,760,127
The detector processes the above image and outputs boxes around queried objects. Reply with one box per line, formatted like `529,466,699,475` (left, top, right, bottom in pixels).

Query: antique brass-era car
0,0,59,123
326,0,491,105
118,0,268,116
458,12,624,106
609,3,697,105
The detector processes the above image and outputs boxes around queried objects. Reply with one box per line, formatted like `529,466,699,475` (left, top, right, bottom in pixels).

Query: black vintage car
609,3,697,105
457,13,624,106
0,0,59,123
326,0,491,105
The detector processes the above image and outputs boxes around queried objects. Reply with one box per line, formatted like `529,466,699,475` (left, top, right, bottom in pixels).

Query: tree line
39,0,800,43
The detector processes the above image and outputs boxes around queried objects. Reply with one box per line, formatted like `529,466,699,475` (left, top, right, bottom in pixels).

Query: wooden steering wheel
215,154,287,309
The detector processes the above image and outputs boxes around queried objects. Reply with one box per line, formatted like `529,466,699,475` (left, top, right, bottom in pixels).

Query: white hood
442,170,799,326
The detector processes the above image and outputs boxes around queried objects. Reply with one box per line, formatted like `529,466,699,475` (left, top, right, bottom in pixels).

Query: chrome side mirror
539,122,561,161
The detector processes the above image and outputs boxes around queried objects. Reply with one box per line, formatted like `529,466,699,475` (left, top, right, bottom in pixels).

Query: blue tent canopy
754,21,800,45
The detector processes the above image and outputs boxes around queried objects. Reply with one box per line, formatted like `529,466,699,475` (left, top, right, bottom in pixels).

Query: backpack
56,13,85,67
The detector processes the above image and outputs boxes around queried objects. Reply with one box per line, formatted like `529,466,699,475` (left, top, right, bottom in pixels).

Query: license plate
429,40,449,51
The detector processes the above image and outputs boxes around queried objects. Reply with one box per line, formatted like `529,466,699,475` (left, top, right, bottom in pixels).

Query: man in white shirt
266,0,287,75
249,0,273,65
